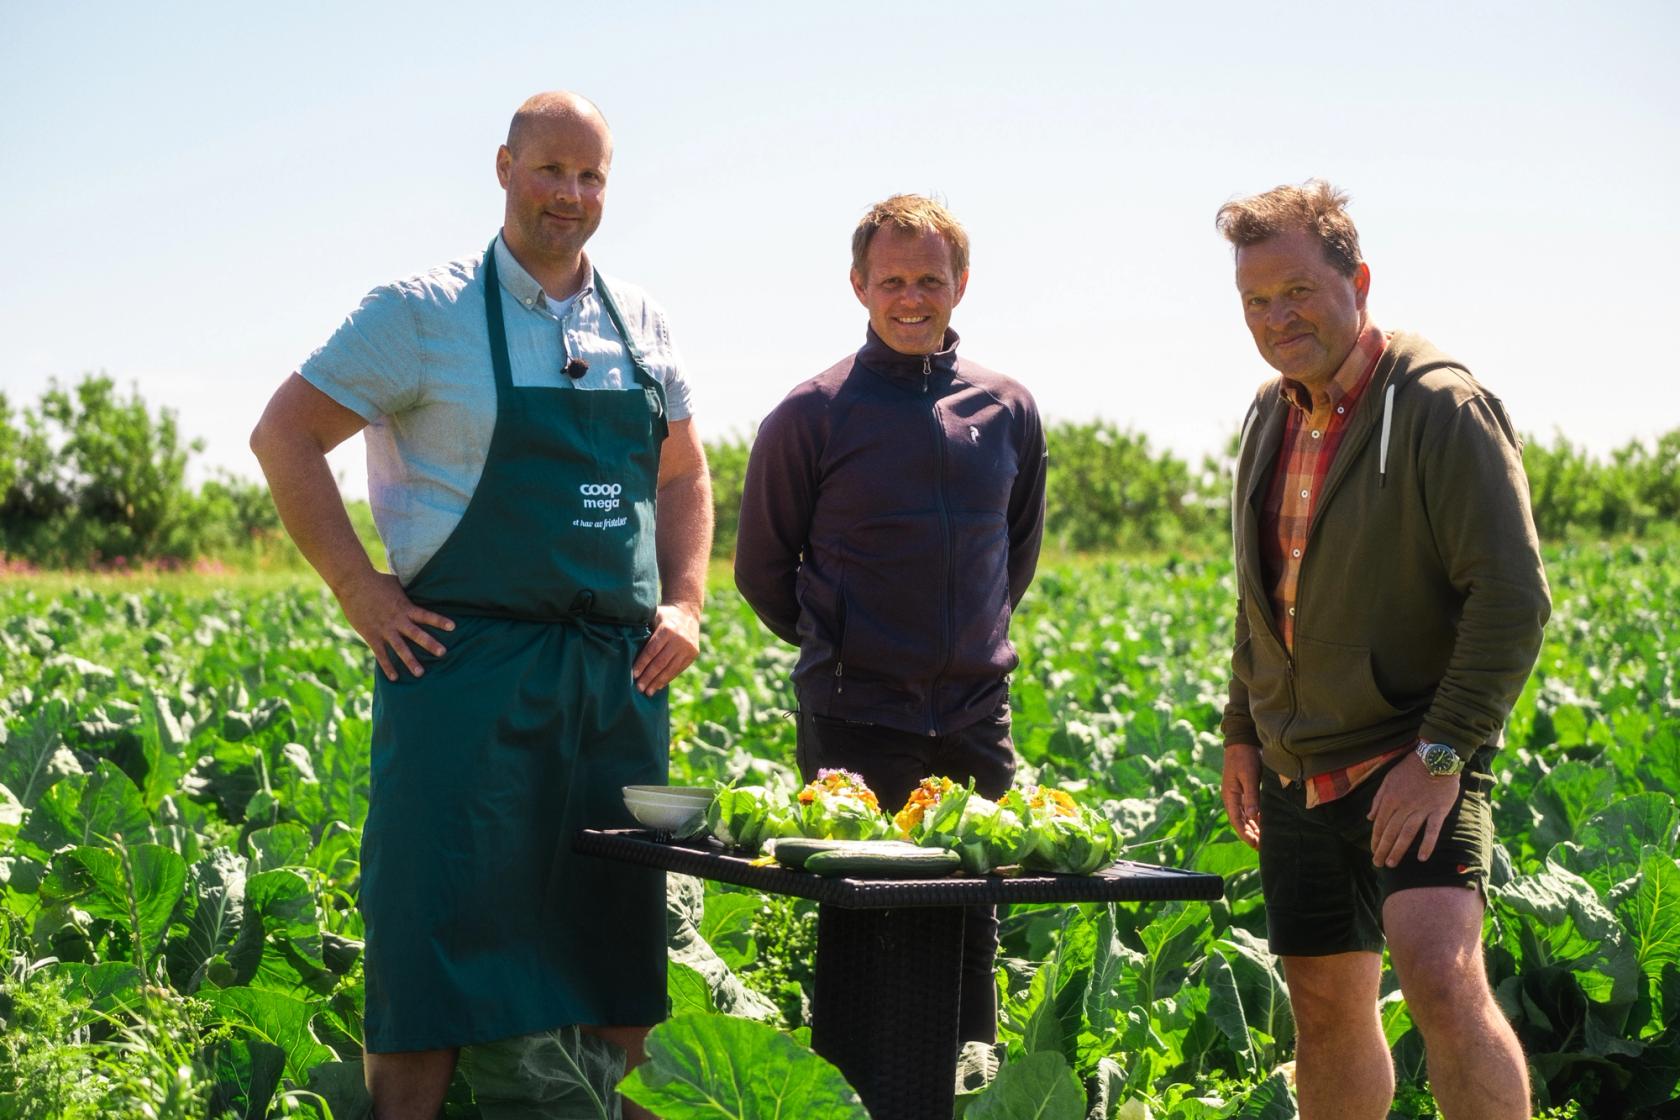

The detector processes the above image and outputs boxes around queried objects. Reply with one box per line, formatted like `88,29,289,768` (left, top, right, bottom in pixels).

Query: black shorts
1258,747,1496,957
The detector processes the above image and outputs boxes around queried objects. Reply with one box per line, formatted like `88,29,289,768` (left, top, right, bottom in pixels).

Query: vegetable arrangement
705,769,1123,878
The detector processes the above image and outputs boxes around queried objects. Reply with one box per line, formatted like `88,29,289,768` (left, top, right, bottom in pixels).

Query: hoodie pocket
1290,635,1407,743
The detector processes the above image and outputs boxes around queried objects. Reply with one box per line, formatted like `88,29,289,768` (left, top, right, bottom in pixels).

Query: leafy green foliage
620,1015,867,1118
965,1050,1084,1120
1,539,1676,1117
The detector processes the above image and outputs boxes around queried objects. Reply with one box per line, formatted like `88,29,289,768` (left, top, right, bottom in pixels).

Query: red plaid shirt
1261,322,1407,805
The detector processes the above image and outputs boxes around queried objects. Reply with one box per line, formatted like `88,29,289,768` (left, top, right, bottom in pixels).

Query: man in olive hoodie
1215,181,1549,1120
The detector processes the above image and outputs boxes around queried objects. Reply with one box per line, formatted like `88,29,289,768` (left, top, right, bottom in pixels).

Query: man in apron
251,91,711,1119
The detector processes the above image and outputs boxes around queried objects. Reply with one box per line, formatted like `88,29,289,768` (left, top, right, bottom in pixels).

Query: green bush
0,376,200,567
1043,421,1228,553
0,375,383,572
1523,429,1680,540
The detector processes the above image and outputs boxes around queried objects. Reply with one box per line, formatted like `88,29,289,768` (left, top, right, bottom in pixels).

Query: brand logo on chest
579,482,622,511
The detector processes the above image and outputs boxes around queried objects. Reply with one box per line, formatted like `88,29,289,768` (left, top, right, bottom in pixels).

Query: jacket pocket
832,576,848,693
1289,635,1407,744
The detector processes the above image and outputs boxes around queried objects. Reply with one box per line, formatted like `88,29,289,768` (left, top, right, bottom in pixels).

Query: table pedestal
811,905,965,1120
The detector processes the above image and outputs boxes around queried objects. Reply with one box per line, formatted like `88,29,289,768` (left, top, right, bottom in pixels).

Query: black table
576,829,1223,1120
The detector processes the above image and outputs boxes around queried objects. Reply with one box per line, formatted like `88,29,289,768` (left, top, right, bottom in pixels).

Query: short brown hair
1215,179,1362,277
851,194,970,280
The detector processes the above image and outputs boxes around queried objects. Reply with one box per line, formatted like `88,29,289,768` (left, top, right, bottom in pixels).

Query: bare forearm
251,429,375,594
656,466,712,612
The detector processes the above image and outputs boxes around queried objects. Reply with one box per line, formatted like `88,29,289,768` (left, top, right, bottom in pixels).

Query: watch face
1422,744,1461,776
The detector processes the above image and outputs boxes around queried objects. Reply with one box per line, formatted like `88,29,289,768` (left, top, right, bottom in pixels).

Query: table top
575,829,1224,910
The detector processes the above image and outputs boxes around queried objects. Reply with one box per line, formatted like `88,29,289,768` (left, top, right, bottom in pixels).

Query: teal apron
361,241,669,1052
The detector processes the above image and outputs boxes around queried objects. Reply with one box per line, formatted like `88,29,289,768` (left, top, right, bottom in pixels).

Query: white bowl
624,785,714,805
623,800,708,833
625,789,710,807
622,786,714,836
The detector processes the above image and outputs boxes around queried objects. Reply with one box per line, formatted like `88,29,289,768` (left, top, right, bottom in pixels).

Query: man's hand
1368,752,1461,867
336,571,455,682
1221,743,1263,849
633,602,701,695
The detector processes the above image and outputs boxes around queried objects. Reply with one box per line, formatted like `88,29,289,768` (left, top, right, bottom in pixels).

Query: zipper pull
834,659,844,695
922,354,931,393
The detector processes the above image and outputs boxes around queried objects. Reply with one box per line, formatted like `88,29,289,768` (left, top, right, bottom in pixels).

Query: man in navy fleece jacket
734,193,1047,1044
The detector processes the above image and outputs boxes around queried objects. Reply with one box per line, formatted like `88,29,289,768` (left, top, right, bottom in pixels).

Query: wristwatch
1415,740,1465,778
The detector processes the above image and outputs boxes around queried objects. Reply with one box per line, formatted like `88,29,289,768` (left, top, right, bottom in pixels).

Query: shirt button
1288,607,1296,616
1300,489,1309,499
1336,406,1345,414
1292,548,1302,558
1311,430,1321,439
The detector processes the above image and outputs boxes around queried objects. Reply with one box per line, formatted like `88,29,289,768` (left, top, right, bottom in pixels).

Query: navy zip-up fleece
734,327,1047,736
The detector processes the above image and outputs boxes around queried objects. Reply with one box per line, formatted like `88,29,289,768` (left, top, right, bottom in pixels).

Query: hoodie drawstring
1378,383,1396,488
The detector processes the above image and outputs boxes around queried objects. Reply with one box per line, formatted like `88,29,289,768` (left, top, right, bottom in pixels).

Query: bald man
252,92,710,1119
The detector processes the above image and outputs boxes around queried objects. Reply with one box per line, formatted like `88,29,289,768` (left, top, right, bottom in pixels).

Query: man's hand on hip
336,571,455,682
1368,753,1461,867
633,602,701,695
1221,743,1263,849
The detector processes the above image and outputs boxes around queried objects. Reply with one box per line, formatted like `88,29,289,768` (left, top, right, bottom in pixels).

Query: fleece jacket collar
854,326,962,391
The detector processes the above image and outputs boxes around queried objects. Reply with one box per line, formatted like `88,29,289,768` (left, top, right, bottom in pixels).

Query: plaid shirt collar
1279,318,1387,416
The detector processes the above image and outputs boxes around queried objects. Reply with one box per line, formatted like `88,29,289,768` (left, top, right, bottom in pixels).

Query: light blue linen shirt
299,235,694,583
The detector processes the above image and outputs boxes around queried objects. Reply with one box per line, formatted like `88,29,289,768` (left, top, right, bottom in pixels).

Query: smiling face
851,227,969,356
496,109,611,276
1235,227,1370,390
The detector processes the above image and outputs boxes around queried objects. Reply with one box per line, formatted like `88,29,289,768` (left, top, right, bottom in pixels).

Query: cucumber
803,843,962,879
772,837,857,871
773,837,938,871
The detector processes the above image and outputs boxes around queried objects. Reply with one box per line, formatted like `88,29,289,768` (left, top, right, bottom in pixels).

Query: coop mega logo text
579,482,622,511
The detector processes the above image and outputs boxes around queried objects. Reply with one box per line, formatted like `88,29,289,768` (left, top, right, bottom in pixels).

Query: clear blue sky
3,1,1675,496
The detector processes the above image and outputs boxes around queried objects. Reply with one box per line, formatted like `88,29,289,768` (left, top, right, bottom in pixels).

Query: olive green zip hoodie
1221,332,1551,780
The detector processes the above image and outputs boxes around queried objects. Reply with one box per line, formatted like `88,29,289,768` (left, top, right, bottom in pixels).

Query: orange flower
893,776,953,834
1028,786,1080,818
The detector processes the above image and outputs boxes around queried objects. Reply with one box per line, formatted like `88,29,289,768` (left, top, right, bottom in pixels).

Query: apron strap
594,270,668,422
481,238,516,395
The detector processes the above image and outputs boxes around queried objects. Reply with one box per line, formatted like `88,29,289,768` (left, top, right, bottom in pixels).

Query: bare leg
584,1025,656,1120
1281,952,1392,1120
365,1047,459,1120
1386,888,1530,1120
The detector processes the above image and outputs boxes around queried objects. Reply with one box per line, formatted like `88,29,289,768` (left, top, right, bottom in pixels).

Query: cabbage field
1,541,1676,1119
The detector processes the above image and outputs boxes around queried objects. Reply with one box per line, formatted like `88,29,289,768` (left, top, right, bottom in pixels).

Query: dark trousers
795,704,1017,1044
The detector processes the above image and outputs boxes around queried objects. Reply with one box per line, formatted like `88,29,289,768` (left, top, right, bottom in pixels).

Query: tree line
2,375,1675,570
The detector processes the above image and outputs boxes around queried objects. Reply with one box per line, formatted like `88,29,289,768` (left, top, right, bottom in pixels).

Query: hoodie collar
855,325,962,387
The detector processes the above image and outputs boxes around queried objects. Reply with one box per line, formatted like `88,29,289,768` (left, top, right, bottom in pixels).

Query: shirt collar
492,233,594,313
1281,319,1387,414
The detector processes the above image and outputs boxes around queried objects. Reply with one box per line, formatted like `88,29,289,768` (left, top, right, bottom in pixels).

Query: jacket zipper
833,569,847,696
1237,440,1302,778
925,353,953,736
